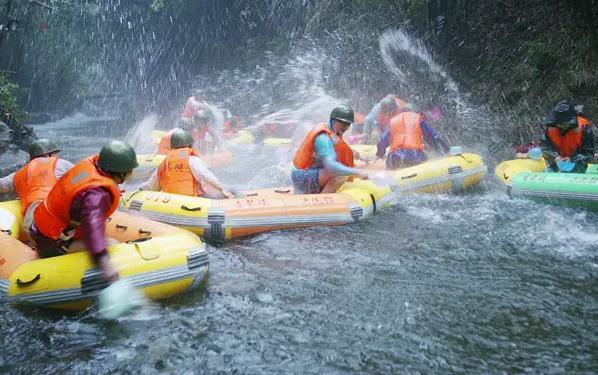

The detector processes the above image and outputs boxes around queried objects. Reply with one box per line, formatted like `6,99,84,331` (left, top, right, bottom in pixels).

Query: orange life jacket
33,155,120,241
547,120,588,158
292,123,355,170
389,112,425,152
578,115,589,127
157,147,205,197
13,156,59,215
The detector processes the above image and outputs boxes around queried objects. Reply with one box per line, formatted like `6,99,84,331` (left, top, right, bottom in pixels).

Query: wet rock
0,146,28,176
0,121,12,143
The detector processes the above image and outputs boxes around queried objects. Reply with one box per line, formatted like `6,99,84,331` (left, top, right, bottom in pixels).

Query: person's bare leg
321,176,347,194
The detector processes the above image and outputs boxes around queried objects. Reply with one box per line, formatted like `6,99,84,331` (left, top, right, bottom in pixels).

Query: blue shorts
291,168,321,194
386,149,427,170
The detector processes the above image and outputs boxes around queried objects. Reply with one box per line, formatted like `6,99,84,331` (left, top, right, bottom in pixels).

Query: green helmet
402,103,421,113
193,109,211,124
98,140,138,173
380,96,398,112
170,129,194,148
28,138,60,159
330,105,354,124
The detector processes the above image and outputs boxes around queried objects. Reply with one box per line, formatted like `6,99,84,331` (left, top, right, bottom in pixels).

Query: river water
1,114,596,373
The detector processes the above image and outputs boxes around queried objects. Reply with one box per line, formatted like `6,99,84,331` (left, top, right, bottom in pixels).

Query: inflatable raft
0,200,208,310
120,153,486,240
494,157,546,185
495,157,598,210
507,169,598,210
228,130,293,148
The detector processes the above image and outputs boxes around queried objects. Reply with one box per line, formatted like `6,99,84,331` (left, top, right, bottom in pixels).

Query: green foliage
526,41,556,74
0,74,26,123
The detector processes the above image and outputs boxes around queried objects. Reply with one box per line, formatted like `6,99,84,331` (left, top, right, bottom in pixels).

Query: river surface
1,116,597,373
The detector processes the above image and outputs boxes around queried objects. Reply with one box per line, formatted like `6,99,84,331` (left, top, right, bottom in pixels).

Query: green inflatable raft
508,165,598,210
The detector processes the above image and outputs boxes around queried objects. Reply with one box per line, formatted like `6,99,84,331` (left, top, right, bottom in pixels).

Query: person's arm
0,172,15,193
78,188,118,282
206,126,223,149
189,156,228,192
540,130,558,169
421,120,449,154
314,134,360,176
362,106,380,141
376,130,390,159
137,170,160,191
578,126,595,158
54,159,74,179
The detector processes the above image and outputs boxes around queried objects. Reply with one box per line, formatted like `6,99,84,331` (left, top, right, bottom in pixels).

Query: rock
0,121,12,143
0,146,28,176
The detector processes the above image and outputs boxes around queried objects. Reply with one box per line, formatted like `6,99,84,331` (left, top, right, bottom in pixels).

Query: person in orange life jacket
138,130,234,199
222,108,241,137
376,103,450,169
540,100,594,173
291,106,369,194
29,141,138,283
180,91,208,126
191,109,224,154
0,139,74,237
362,95,407,144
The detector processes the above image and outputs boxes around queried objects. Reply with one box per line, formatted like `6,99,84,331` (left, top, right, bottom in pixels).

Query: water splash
125,114,158,154
379,28,504,159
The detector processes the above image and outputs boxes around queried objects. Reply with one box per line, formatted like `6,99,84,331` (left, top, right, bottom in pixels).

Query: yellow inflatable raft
0,200,208,310
494,158,546,186
121,153,486,240
228,130,294,148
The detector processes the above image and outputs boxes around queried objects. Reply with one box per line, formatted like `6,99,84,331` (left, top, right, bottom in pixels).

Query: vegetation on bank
0,73,25,124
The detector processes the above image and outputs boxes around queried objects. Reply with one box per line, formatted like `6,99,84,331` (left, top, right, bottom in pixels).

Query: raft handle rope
126,237,152,244
274,189,291,194
401,173,417,180
115,224,128,232
459,154,474,163
138,229,152,236
503,173,510,181
16,274,41,287
181,205,202,212
370,193,377,214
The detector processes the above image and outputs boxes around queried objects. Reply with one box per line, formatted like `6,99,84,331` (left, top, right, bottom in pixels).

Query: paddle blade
98,280,146,320
527,147,542,160
557,159,576,172
369,171,393,187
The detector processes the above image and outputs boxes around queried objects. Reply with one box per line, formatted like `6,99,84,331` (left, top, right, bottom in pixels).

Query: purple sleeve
78,188,114,258
376,130,390,158
420,120,440,141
